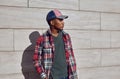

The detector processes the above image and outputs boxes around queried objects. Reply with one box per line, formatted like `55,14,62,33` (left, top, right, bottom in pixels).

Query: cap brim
57,15,68,19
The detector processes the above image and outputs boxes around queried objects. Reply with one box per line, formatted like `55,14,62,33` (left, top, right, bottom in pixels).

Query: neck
50,28,59,37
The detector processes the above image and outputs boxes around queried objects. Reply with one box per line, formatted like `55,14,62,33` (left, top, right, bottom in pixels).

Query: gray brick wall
0,0,120,79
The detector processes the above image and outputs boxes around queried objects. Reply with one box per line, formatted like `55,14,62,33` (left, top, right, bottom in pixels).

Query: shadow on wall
21,31,41,79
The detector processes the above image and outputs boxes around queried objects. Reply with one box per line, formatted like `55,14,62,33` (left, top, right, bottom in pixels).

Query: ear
50,20,54,26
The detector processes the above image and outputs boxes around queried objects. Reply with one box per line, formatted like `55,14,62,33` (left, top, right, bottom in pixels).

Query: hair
47,19,55,27
47,20,51,26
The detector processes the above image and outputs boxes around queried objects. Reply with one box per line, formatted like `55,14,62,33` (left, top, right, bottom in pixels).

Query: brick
0,7,49,29
80,0,120,13
0,73,24,79
0,52,22,74
66,30,111,49
0,51,37,74
14,30,42,51
74,49,101,68
0,0,27,7
101,13,120,30
0,29,13,51
79,66,120,79
90,31,111,48
111,32,120,48
0,71,40,79
65,30,91,49
29,0,79,10
64,11,100,30
101,49,120,66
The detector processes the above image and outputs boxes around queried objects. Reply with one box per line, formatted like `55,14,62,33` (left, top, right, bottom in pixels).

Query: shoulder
36,36,43,44
36,30,49,44
62,30,71,38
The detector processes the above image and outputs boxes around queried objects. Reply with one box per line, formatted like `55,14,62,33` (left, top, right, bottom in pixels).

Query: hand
45,77,48,79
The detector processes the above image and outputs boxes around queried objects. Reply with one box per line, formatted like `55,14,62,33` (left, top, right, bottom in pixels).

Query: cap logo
54,9,61,17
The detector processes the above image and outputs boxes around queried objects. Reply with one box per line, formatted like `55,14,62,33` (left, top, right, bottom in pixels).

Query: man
33,9,78,79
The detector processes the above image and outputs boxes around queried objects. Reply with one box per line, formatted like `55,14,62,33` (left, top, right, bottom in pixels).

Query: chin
60,28,63,30
58,28,63,31
61,26,64,30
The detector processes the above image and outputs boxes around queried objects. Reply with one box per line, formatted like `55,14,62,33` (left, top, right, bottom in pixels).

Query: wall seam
27,0,29,8
100,49,102,67
110,31,112,48
79,0,80,10
100,12,102,31
13,29,15,52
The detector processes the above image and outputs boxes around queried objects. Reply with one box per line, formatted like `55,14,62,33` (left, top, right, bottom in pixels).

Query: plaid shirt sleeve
69,48,78,79
67,34,78,79
33,36,44,74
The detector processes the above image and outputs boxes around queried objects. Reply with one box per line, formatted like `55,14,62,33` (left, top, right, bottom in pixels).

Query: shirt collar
47,29,67,36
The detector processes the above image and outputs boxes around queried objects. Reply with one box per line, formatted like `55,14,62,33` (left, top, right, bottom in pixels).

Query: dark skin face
50,18,64,37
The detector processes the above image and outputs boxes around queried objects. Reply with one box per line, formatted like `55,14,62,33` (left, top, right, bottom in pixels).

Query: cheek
54,20,63,27
55,22,61,26
58,23,63,27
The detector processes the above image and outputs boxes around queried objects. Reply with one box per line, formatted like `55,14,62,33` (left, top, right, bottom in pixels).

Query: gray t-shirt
51,31,68,79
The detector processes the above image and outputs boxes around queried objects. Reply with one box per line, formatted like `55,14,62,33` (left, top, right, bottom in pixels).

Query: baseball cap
46,9,68,22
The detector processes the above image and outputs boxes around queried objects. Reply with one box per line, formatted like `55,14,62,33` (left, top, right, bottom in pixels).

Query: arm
33,36,47,79
68,35,78,79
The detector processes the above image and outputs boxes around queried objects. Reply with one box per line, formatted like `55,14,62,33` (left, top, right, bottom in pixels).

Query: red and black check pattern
33,29,78,79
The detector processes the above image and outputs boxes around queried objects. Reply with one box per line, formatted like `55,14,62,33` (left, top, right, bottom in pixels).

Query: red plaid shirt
33,29,78,79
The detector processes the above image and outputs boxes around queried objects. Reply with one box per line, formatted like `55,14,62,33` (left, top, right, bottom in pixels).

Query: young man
33,9,78,79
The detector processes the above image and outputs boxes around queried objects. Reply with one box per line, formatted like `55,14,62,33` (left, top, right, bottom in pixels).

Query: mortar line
27,0,29,8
